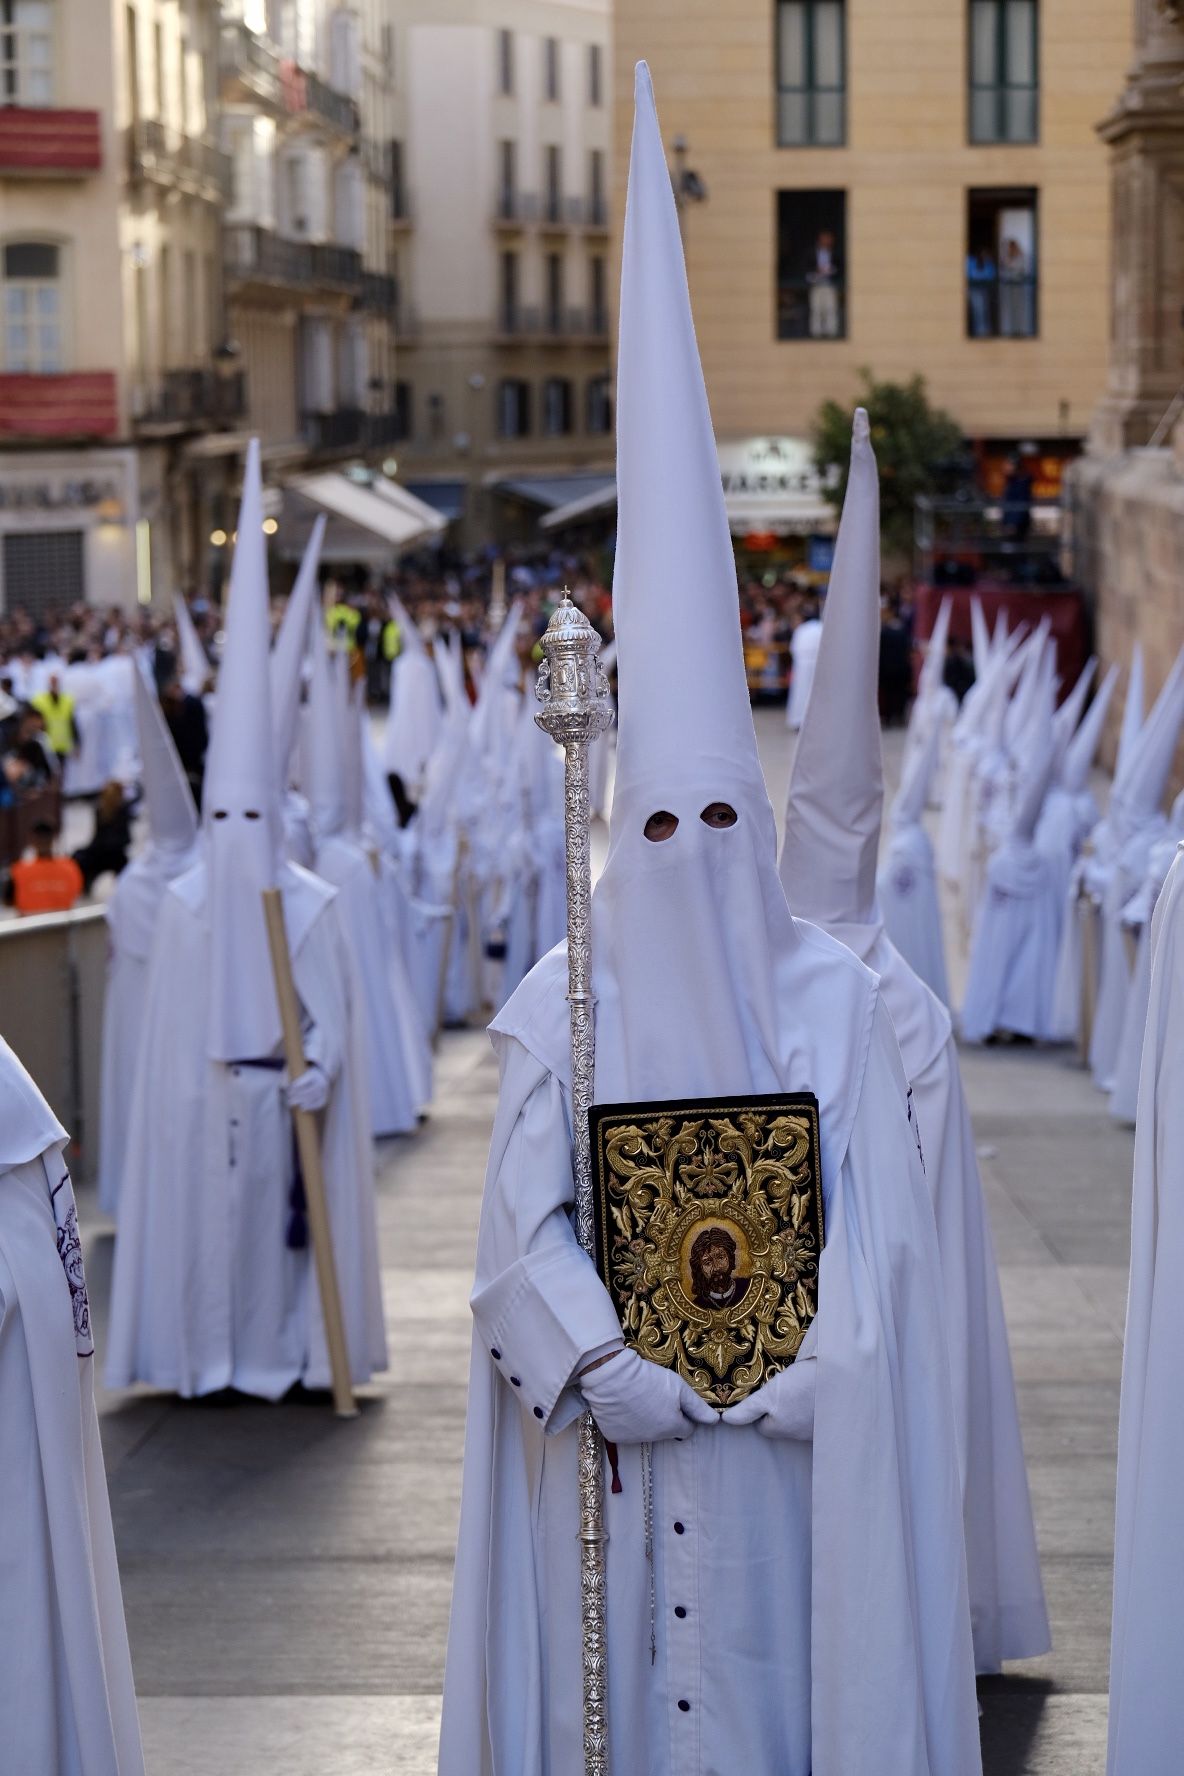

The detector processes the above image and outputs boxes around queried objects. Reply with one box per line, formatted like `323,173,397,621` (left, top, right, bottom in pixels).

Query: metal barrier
0,904,107,1181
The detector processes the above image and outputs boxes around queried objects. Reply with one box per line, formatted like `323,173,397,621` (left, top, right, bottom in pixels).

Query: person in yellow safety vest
29,675,79,762
381,617,402,665
325,597,361,651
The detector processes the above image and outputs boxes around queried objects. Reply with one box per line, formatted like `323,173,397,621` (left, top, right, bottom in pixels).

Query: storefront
0,451,141,616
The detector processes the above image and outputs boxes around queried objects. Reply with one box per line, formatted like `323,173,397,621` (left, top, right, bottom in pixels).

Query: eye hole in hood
643,810,679,843
700,802,738,829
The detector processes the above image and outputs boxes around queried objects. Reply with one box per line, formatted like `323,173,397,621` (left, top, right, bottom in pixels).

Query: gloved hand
579,1347,719,1444
286,1064,330,1114
720,1358,816,1440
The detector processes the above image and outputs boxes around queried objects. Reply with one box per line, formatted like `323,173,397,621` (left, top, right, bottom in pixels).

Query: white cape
0,1143,144,1774
961,841,1062,1043
106,863,386,1398
1108,843,1184,1774
439,945,981,1776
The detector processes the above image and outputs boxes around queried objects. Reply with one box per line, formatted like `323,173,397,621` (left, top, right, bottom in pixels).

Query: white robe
440,966,981,1776
877,818,949,1006
1090,819,1166,1090
785,617,821,730
1108,842,1184,1774
105,864,386,1398
961,840,1062,1042
823,921,1047,1671
0,1086,144,1772
1109,827,1183,1125
314,834,426,1134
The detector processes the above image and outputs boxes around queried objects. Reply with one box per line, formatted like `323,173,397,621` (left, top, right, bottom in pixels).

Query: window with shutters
2,530,84,616
497,28,513,95
588,42,602,107
2,240,64,372
588,149,605,225
545,252,563,332
498,139,516,219
544,143,562,223
393,380,412,442
585,373,611,435
775,1,844,147
969,0,1038,143
589,254,607,334
544,36,559,101
543,376,572,436
0,0,52,103
329,7,360,97
498,249,519,331
497,377,530,438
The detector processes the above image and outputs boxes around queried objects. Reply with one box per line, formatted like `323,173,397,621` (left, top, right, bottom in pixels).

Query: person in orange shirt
7,821,83,915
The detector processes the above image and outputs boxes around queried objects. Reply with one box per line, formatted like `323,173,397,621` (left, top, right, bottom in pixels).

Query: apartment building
613,0,1132,514
0,0,239,612
387,0,612,545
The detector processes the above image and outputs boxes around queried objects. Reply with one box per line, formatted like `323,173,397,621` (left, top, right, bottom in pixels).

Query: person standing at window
806,229,840,338
967,247,996,337
999,237,1032,337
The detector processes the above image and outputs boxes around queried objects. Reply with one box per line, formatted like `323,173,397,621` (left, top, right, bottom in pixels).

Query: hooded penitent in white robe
1088,648,1184,1090
1107,841,1184,1775
0,1036,145,1774
879,707,949,1004
439,66,982,1776
784,613,821,729
270,515,325,876
780,413,1046,1673
173,591,211,697
383,595,443,803
98,665,200,1217
1038,662,1118,907
306,631,426,1135
106,441,386,1399
1108,794,1184,1126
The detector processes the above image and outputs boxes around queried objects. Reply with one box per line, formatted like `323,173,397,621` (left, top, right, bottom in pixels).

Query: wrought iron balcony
359,271,396,313
494,191,539,227
224,225,363,292
281,62,359,138
219,19,283,109
134,368,248,432
0,107,101,176
127,120,232,203
301,407,405,454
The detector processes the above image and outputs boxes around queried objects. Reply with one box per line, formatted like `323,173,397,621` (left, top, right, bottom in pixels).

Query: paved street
85,712,1130,1774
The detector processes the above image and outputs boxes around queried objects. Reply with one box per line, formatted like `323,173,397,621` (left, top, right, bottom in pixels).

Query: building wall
612,0,1130,450
391,0,612,539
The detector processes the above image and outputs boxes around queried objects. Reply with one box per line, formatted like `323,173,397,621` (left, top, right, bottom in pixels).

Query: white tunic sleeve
470,1037,624,1433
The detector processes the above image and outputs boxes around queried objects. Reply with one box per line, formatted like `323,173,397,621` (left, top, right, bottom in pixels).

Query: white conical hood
781,409,882,924
383,594,443,792
1114,641,1145,790
1061,662,1119,794
133,663,198,857
174,592,210,696
893,700,944,827
1053,656,1097,756
467,598,523,769
1119,646,1184,821
305,620,347,841
970,597,990,682
611,63,759,819
990,608,1011,664
271,515,325,786
1012,671,1057,842
918,596,952,703
202,438,283,1061
1004,619,1051,752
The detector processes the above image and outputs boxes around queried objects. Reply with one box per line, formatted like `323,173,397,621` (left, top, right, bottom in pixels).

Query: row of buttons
490,1349,545,1419
672,1521,690,1712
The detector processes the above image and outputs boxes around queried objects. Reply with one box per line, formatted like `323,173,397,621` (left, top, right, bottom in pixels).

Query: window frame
774,0,846,150
544,35,559,102
0,0,55,106
967,0,1039,146
543,375,573,437
588,42,602,107
965,184,1040,340
497,376,531,439
497,27,513,96
1,236,66,373
775,189,848,342
585,372,611,435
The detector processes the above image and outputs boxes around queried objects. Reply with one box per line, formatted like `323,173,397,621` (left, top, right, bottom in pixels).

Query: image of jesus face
688,1224,750,1311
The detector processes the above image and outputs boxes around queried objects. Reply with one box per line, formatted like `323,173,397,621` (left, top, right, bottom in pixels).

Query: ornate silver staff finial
534,586,614,1776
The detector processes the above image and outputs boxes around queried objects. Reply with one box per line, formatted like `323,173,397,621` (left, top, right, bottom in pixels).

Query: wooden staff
261,887,358,1420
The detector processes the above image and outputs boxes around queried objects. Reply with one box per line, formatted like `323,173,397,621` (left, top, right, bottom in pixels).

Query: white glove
720,1359,816,1440
579,1347,719,1445
286,1064,330,1114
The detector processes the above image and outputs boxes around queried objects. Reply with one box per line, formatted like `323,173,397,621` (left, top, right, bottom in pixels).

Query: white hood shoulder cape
439,62,979,1776
0,1035,144,1773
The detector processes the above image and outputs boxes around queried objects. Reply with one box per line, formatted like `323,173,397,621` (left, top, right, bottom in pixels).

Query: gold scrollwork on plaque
590,1095,824,1408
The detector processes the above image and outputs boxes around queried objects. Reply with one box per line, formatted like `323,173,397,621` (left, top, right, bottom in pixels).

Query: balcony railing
224,224,363,291
0,372,118,441
219,18,282,107
494,191,539,226
359,271,396,312
301,408,403,453
281,62,360,137
134,368,247,431
0,107,102,176
498,305,608,341
127,120,233,203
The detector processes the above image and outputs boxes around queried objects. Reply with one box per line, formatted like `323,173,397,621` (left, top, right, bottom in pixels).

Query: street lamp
670,133,708,241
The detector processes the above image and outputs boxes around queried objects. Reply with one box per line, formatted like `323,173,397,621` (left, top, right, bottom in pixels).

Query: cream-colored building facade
613,0,1132,492
0,0,237,612
388,0,612,543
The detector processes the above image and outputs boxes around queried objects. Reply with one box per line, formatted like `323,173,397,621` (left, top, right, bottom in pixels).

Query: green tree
812,370,963,564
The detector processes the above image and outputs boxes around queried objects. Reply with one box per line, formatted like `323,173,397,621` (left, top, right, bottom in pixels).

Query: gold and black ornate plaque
589,1093,824,1408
